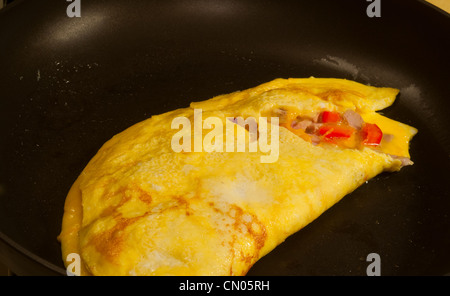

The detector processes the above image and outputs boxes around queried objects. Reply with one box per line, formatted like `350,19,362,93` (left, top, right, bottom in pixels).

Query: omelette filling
276,108,412,166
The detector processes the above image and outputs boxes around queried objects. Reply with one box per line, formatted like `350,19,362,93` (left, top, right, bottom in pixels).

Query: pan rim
0,232,66,275
418,0,450,17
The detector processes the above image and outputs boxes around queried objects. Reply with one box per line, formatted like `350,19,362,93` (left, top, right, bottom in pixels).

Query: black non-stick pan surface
0,0,449,276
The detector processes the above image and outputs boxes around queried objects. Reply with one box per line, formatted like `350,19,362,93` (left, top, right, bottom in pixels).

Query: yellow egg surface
58,77,417,276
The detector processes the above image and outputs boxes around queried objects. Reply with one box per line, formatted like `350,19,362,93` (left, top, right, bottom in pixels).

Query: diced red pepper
319,124,355,138
362,123,383,146
320,111,341,123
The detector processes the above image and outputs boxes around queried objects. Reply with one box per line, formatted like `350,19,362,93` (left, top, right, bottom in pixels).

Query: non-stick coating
0,0,449,275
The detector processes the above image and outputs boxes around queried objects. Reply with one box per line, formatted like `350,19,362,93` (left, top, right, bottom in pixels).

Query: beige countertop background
427,0,450,13
0,0,448,276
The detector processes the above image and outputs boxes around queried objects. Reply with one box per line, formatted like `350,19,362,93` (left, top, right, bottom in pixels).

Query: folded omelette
59,77,417,276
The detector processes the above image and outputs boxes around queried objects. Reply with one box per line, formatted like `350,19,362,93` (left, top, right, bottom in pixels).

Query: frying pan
0,0,449,276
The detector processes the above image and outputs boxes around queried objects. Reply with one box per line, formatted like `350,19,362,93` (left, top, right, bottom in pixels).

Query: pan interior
0,0,449,275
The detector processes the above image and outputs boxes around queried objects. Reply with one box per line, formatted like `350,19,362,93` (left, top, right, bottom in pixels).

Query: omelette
58,77,417,276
